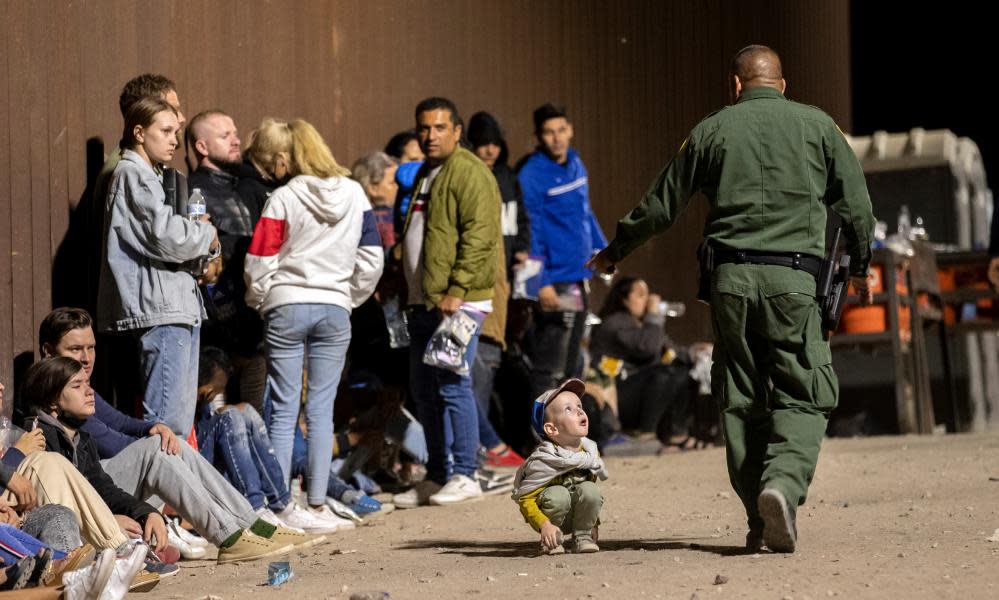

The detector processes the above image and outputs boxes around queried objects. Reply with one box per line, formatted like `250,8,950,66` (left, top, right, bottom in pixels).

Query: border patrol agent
588,45,875,553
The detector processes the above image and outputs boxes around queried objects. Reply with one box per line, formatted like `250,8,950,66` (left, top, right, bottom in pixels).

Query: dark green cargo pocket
803,342,838,411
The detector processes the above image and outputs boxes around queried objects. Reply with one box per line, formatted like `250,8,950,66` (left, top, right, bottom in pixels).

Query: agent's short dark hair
119,73,176,117
198,346,233,387
414,97,461,127
384,130,420,159
21,357,85,413
533,103,569,134
39,308,93,352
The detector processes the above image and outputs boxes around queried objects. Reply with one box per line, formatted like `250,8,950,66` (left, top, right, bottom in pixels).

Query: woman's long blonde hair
244,118,350,179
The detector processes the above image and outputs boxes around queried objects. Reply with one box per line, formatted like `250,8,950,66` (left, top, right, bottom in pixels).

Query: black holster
696,241,714,304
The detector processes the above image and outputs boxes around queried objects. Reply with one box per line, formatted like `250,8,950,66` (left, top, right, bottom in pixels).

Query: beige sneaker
392,480,442,509
573,536,600,553
216,531,294,565
268,525,327,550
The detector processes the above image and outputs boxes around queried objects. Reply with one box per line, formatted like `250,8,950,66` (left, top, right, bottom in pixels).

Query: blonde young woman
244,119,383,525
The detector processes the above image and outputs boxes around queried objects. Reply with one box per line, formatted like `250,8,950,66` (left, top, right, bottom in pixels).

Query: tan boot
216,531,293,565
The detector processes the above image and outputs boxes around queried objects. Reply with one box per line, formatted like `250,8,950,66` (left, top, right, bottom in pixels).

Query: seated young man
38,308,326,559
195,348,354,534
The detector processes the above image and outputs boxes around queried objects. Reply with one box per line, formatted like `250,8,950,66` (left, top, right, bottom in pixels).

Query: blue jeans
407,306,482,484
265,303,351,506
472,338,503,449
290,428,353,500
197,406,290,511
139,324,200,435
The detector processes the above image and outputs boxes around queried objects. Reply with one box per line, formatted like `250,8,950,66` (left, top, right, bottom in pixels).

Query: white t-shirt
403,165,492,313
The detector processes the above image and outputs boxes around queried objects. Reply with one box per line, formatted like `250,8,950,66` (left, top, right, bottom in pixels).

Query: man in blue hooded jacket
517,104,607,398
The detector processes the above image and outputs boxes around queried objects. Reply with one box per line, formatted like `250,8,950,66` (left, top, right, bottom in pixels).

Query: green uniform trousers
537,478,603,537
709,263,838,527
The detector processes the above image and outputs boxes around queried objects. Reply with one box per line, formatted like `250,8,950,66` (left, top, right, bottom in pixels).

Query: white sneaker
255,507,282,527
62,548,116,600
392,480,442,509
166,522,207,560
429,474,484,506
326,497,365,524
276,503,351,534
306,504,357,531
168,518,210,548
102,543,149,600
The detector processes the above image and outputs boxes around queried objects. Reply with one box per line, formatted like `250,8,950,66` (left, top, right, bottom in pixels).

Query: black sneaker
479,467,515,484
476,471,514,495
757,488,797,553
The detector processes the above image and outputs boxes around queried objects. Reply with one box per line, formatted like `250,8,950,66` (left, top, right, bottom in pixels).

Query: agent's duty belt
713,249,822,278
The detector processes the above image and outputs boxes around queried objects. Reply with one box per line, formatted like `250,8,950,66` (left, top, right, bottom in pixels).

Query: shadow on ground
394,536,751,558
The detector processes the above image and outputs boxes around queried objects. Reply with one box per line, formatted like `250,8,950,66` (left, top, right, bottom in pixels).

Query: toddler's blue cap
531,378,586,439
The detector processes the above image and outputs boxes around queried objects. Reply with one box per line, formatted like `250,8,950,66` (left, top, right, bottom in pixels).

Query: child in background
511,379,608,555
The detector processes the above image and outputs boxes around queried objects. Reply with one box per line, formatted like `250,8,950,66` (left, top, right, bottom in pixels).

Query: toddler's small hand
540,521,562,550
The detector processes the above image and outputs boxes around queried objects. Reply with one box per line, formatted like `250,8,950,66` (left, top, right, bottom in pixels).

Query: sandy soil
143,432,999,600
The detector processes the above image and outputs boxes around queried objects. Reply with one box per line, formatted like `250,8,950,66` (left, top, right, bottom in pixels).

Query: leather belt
713,249,822,278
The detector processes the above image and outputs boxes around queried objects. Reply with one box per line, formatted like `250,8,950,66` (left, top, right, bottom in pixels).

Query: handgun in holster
696,241,714,304
816,227,851,334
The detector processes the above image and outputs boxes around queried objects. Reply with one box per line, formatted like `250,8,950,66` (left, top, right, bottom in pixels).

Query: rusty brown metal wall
0,0,852,381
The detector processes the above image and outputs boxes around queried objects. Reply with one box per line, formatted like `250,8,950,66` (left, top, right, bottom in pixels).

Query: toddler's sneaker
392,480,442,509
429,474,483,506
573,535,599,553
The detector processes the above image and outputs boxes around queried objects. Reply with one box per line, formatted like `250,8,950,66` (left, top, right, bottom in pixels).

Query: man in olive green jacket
590,46,875,553
394,97,503,509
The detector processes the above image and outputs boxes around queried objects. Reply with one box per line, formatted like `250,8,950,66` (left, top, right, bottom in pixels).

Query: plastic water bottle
187,188,206,220
897,204,911,239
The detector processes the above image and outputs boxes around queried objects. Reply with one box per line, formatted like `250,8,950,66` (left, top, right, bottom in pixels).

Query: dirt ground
143,432,999,600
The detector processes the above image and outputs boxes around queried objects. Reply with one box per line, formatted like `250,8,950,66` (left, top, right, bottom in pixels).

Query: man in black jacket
466,111,531,470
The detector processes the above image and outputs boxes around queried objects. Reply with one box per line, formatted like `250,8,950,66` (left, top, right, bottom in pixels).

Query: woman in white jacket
244,119,383,522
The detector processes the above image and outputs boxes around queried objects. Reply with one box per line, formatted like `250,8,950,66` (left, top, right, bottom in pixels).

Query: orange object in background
937,266,957,324
840,264,911,335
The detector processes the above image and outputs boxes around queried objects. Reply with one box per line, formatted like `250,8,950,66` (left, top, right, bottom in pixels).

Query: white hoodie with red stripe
244,175,383,315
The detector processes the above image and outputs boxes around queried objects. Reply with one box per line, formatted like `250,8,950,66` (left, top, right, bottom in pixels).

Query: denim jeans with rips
197,405,291,512
264,303,351,506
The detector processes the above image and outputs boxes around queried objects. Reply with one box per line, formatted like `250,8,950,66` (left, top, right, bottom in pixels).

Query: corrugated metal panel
0,0,851,380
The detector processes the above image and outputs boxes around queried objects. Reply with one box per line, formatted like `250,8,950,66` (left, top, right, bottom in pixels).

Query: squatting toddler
511,379,608,554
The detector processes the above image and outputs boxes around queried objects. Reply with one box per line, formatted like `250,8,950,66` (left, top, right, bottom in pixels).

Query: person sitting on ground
196,347,355,534
590,276,696,451
511,379,608,555
20,357,301,566
38,307,323,557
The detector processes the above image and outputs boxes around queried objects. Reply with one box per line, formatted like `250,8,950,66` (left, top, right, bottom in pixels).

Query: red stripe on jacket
248,217,287,257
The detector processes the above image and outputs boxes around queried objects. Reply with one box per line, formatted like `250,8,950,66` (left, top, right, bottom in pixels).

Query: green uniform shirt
605,86,875,276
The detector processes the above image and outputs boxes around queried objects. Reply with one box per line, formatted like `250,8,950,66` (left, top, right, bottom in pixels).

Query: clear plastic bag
0,416,26,458
381,296,411,349
422,309,481,375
